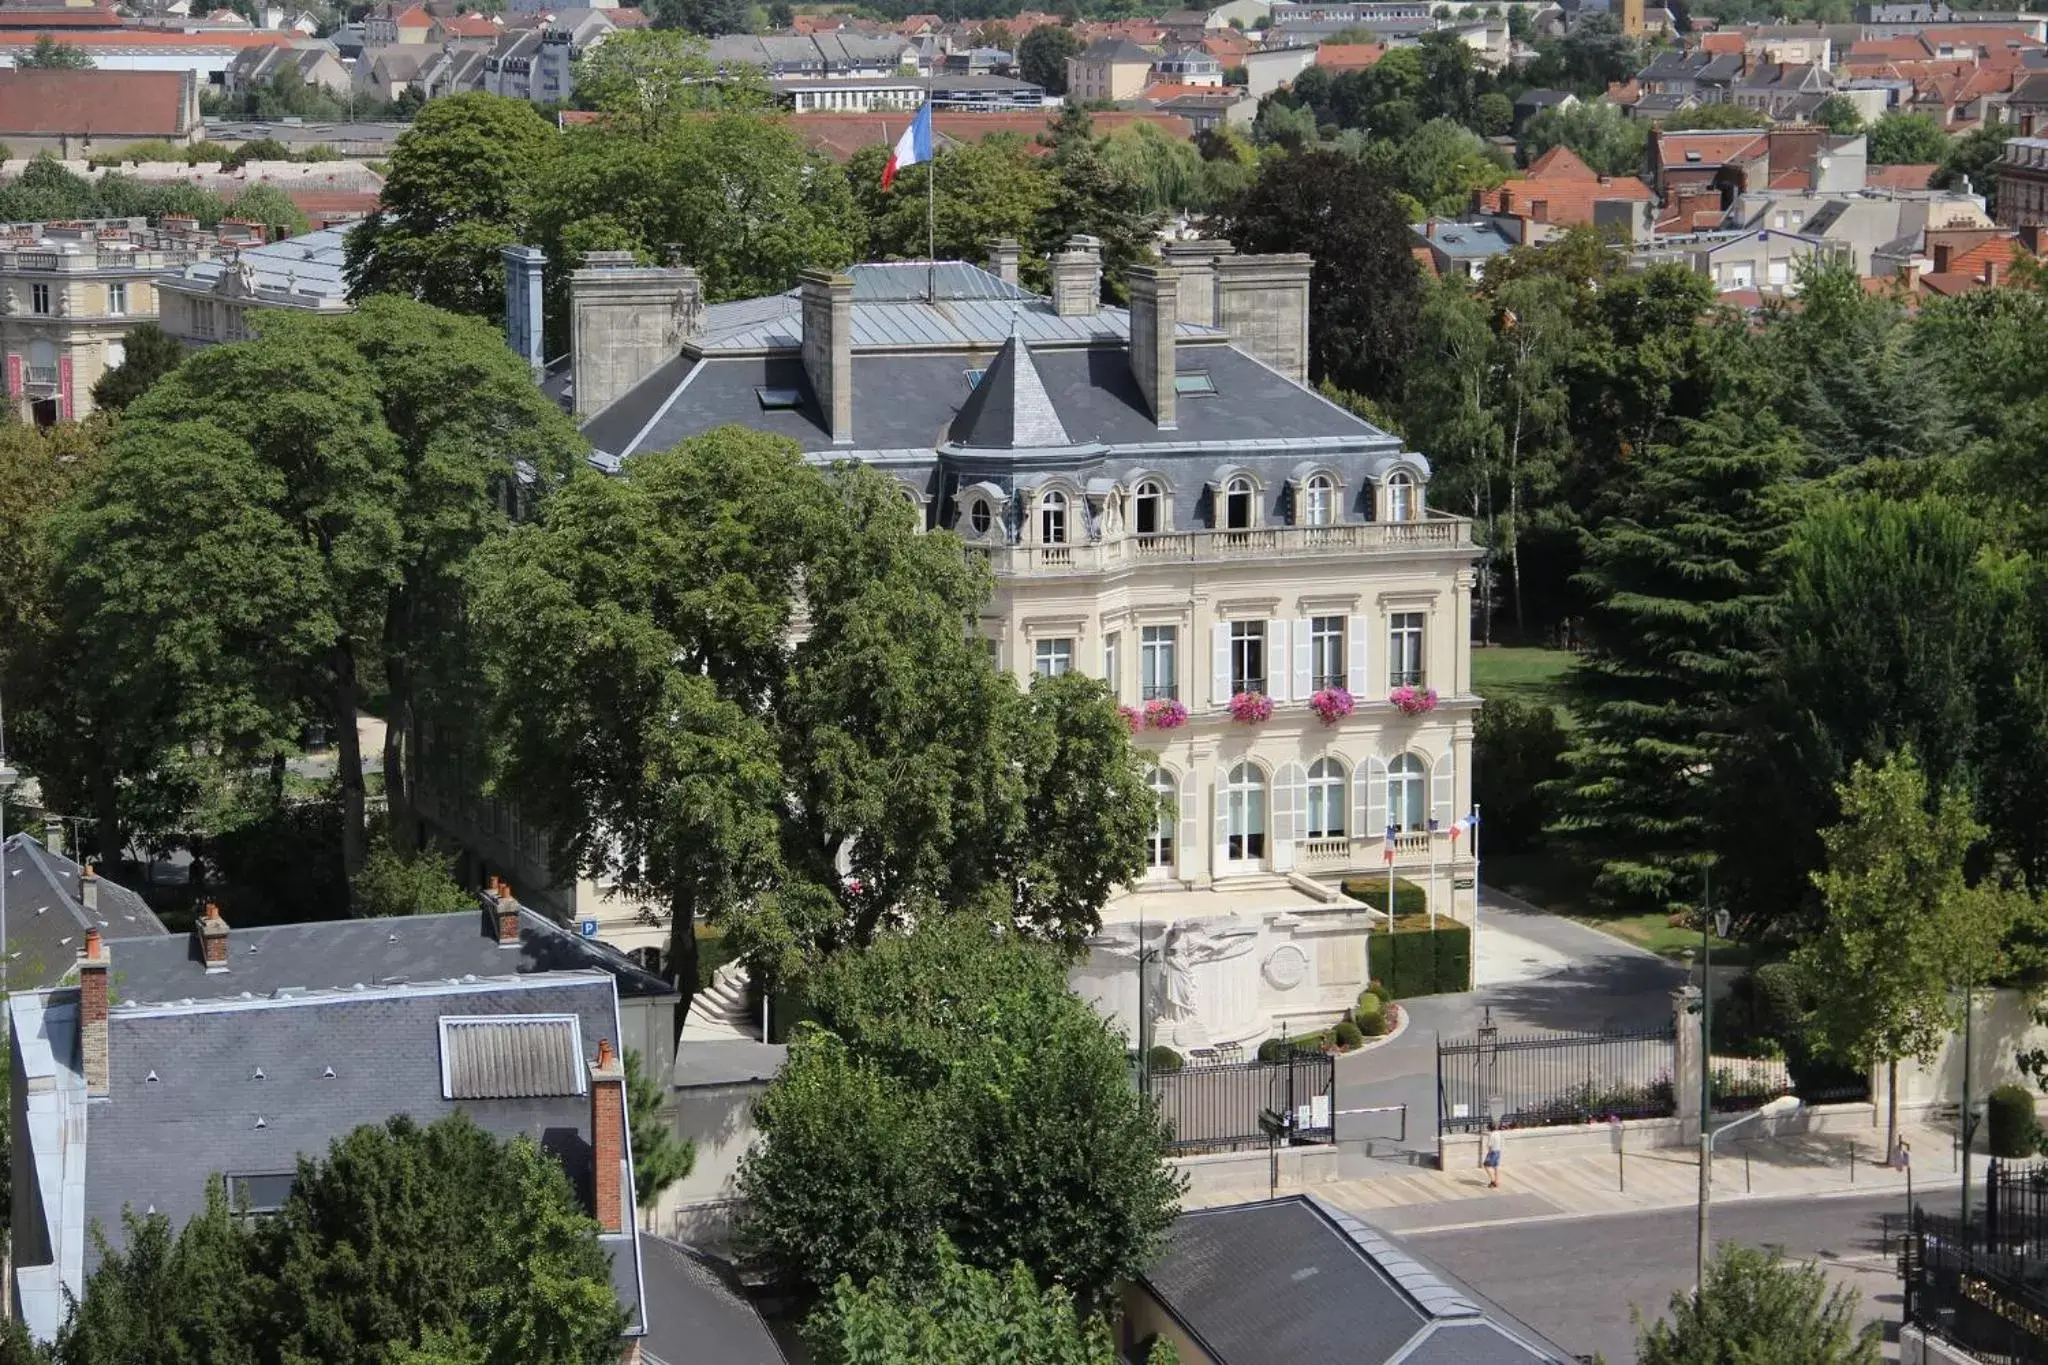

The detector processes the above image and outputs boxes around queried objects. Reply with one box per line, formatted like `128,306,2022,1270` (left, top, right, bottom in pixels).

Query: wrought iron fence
1905,1206,2048,1363
1707,1053,1795,1114
1147,1051,1336,1154
1983,1158,2048,1261
1438,1021,1677,1133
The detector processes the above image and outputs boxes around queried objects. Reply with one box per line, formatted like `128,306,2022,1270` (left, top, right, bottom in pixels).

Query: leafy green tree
1018,23,1080,93
1519,100,1649,177
1096,120,1223,213
1764,259,1944,471
1474,697,1568,855
850,136,1052,272
1934,124,2012,215
16,35,93,68
349,828,470,916
89,322,187,413
805,1236,1173,1365
1357,117,1509,217
1251,98,1318,151
737,919,1182,1305
1033,110,1165,301
1635,1243,1883,1365
1219,149,1423,397
1550,407,1803,909
1812,93,1862,135
471,427,1148,1021
1475,90,1514,136
1794,749,2025,1157
569,29,768,132
345,93,558,321
650,0,752,34
220,136,293,170
225,182,309,241
625,1046,695,1212
1865,110,1949,166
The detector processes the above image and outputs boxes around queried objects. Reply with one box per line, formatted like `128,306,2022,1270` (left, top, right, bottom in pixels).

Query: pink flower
1143,698,1189,731
1118,704,1142,734
1310,687,1356,724
1388,686,1439,717
1228,691,1275,725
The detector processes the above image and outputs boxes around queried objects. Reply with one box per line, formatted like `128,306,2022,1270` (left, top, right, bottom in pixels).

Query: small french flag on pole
881,101,933,191
1383,824,1397,865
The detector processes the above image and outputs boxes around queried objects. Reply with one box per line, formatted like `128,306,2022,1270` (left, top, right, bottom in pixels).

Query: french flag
881,101,933,191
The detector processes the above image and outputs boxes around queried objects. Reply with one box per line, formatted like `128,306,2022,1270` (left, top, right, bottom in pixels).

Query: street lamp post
1698,1094,1801,1295
1694,871,1733,1296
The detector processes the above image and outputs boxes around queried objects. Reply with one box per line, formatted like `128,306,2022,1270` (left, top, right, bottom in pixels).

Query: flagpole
926,85,936,303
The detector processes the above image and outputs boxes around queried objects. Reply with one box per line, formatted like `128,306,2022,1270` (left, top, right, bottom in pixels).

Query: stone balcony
980,514,1473,577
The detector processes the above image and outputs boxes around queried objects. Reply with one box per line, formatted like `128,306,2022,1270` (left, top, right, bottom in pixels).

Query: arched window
1146,767,1176,871
1040,489,1067,545
969,499,992,534
1303,474,1335,527
1224,477,1255,531
1306,758,1347,839
1225,762,1266,862
1134,480,1163,536
1387,754,1428,832
1387,471,1416,523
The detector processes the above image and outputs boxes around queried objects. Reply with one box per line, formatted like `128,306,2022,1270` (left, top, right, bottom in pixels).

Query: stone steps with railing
683,960,760,1041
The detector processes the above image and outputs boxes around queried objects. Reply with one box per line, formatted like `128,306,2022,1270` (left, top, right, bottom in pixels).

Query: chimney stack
481,881,521,947
1932,242,1952,273
1214,253,1312,385
197,901,229,971
569,251,702,419
589,1038,626,1235
80,862,99,915
1984,258,2000,287
501,244,546,376
1049,235,1103,316
1162,238,1227,327
986,237,1021,287
80,930,110,1097
799,269,854,446
1126,264,1179,431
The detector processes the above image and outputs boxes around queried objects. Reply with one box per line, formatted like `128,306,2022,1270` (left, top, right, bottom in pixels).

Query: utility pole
1696,869,1728,1295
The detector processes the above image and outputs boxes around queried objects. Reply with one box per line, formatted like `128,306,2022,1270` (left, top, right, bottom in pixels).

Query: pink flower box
1228,692,1275,725
1143,698,1189,731
1309,687,1356,724
1118,704,1142,734
1389,685,1439,716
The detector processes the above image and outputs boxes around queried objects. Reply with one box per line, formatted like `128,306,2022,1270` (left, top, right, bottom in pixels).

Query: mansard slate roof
0,834,166,991
948,328,1072,449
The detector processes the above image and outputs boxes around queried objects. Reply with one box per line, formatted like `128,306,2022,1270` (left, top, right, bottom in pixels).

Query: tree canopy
1635,1243,1883,1365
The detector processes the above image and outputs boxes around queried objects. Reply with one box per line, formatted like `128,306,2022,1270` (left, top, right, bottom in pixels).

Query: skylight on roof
1173,371,1217,396
755,386,803,410
963,368,986,390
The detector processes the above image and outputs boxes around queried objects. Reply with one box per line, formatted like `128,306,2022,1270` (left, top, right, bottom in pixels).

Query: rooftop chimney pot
1126,264,1179,431
80,931,110,1096
589,1039,626,1234
1049,235,1104,316
81,863,98,914
986,237,1021,287
198,901,230,972
799,269,855,446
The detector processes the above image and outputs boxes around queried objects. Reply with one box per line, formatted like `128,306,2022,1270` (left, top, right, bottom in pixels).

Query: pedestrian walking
1483,1122,1503,1189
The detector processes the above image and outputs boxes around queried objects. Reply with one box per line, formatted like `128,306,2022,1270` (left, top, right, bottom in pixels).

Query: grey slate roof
640,1238,788,1365
1078,36,1154,61
103,903,676,1007
948,330,1071,448
1137,1196,1574,1364
159,224,350,305
1,834,166,990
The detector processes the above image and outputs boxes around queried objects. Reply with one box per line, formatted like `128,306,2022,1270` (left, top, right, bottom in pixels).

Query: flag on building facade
881,101,933,190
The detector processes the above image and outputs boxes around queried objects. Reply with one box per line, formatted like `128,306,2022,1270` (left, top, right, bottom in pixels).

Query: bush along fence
1364,915,1471,998
1438,1019,1679,1132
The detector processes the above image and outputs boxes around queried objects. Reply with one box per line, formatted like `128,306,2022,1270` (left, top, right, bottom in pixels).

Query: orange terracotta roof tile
1700,31,1743,53
0,26,290,46
1525,144,1596,179
1315,42,1384,69
1866,162,1937,191
0,67,191,137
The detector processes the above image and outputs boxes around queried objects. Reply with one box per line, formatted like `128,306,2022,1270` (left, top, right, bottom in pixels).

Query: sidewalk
1187,1118,1966,1234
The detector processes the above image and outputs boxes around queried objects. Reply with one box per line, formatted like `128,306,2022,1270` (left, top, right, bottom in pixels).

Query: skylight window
963,368,986,390
1173,371,1217,397
755,386,803,410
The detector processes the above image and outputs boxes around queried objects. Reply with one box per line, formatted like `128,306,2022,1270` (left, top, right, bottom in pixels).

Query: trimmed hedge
1354,992,1385,1026
1367,921,1473,999
1148,1044,1184,1074
1333,1020,1363,1048
1342,874,1429,917
1990,1084,2041,1158
1359,1008,1391,1038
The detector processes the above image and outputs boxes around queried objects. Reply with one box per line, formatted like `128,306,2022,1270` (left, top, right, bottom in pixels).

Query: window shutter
1292,618,1312,699
1275,762,1307,870
1177,769,1200,882
1432,748,1455,828
1347,615,1368,695
1211,623,1231,705
1360,756,1388,847
1266,618,1287,702
1214,777,1231,874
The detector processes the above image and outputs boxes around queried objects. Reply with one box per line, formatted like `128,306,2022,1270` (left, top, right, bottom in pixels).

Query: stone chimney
1214,253,1312,385
986,237,1021,287
1162,238,1227,327
1126,264,1179,431
501,244,546,376
196,901,229,972
80,862,98,916
1932,242,1952,273
569,251,702,419
1049,235,1103,316
589,1038,626,1235
80,929,110,1097
799,269,854,446
1984,258,2000,287
481,878,521,947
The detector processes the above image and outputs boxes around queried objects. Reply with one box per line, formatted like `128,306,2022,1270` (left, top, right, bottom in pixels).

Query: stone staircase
683,960,761,1041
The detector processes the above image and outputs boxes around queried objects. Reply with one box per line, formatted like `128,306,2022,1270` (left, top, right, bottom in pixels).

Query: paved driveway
1334,888,1687,1161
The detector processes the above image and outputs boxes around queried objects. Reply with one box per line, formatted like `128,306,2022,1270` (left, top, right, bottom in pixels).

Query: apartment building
155,223,353,347
2,216,254,424
482,238,1480,1052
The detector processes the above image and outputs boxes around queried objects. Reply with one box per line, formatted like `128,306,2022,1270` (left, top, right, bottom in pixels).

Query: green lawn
1471,645,1575,709
1485,850,1751,966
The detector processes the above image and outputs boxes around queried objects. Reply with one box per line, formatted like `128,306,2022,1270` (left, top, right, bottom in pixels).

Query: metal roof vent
145,1070,159,1083
322,1066,336,1079
254,1116,267,1129
252,1067,265,1081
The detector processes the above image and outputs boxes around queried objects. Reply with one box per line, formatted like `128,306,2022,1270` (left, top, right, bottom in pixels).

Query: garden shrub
1343,875,1429,916
1333,1020,1363,1048
1989,1084,2041,1158
1354,992,1385,1025
1147,1045,1184,1074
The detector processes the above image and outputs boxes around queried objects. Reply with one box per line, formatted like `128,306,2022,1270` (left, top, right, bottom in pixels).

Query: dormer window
1040,489,1068,545
1388,471,1416,523
1303,474,1335,527
1224,477,1255,531
1134,480,1163,535
969,499,992,534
